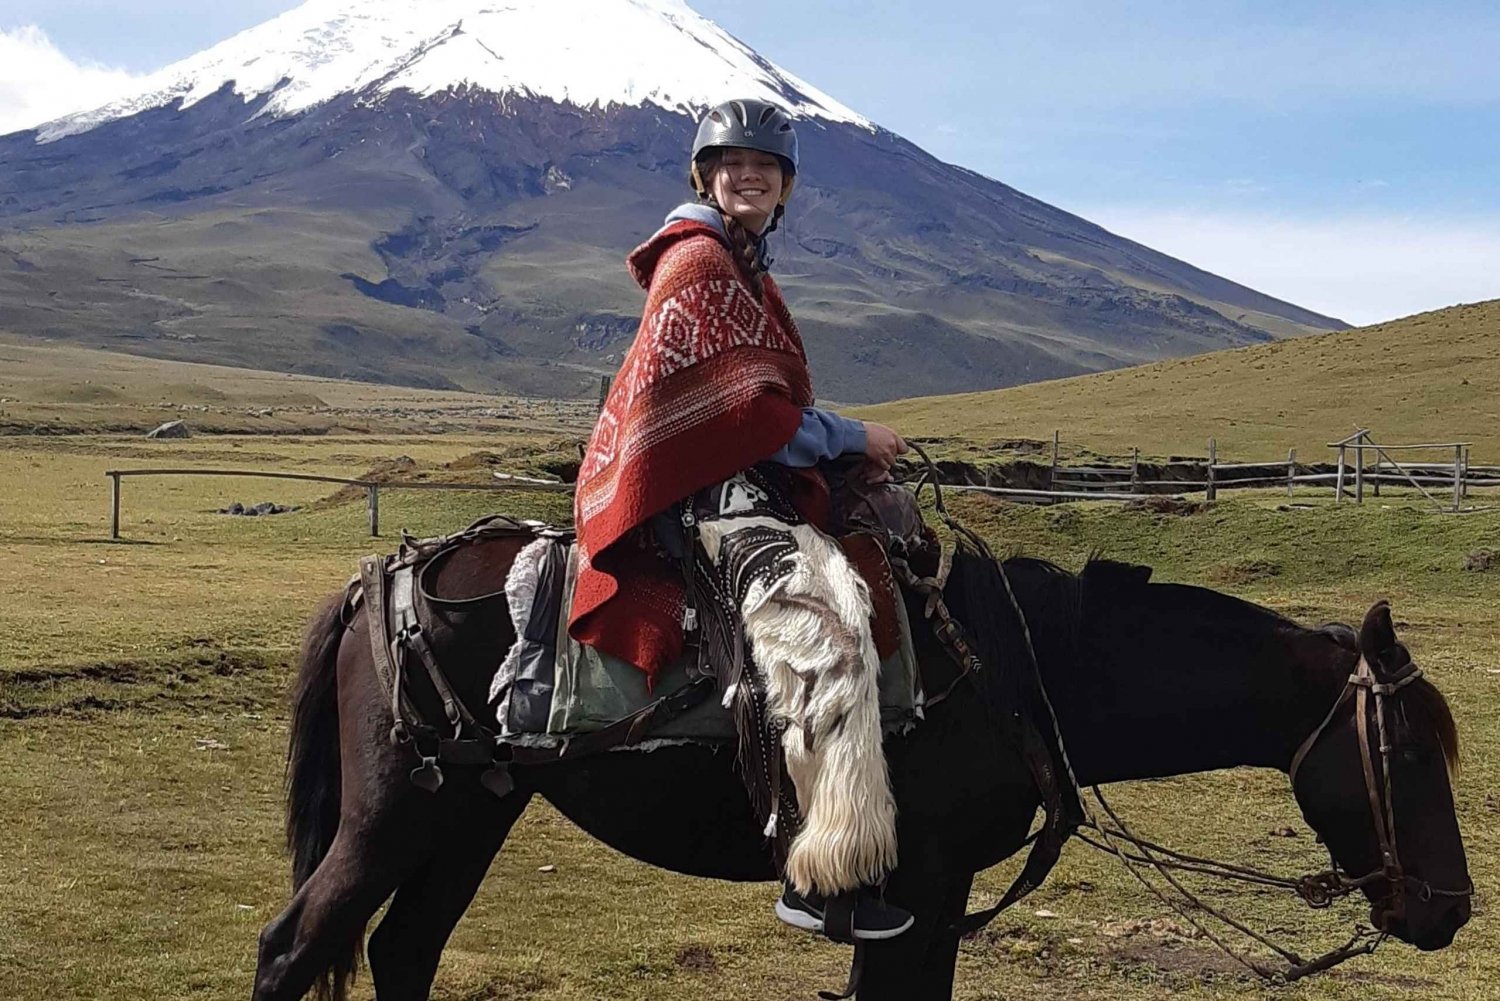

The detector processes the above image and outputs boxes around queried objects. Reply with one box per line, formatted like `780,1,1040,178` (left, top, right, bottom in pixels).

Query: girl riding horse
567,98,913,939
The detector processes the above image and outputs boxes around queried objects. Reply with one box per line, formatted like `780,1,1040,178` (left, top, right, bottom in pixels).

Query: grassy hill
856,300,1500,463
0,335,597,436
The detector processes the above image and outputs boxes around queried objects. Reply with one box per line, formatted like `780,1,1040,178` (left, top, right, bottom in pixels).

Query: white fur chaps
701,520,900,895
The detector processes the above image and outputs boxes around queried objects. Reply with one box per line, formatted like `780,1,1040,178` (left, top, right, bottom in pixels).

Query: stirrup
775,885,914,942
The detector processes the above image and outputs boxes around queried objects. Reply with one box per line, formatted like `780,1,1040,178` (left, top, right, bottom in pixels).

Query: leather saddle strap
390,564,498,740
953,711,1073,934
360,555,417,731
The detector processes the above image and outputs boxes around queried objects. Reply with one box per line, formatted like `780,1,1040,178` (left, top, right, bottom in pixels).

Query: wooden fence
104,467,571,539
946,429,1495,510
1325,429,1499,511
104,426,1493,536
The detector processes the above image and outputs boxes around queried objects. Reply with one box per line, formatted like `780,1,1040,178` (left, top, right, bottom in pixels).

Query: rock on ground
147,420,191,439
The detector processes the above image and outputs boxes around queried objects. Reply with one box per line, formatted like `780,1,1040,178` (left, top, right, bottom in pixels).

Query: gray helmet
691,99,799,179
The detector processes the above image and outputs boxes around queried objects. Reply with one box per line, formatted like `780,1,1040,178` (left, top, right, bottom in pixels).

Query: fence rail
103,425,1490,536
104,467,571,539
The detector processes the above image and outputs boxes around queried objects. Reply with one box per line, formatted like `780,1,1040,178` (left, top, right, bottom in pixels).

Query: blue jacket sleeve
767,408,868,468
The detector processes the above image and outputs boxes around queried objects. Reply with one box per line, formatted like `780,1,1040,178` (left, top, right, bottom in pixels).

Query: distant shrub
1464,549,1494,572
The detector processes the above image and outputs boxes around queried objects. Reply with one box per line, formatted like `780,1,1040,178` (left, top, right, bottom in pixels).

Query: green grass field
3,410,1497,999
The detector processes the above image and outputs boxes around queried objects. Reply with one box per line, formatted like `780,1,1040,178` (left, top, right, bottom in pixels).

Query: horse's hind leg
367,788,534,1000
254,822,413,1001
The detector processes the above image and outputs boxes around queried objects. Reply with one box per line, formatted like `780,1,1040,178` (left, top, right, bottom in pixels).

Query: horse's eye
1399,747,1426,766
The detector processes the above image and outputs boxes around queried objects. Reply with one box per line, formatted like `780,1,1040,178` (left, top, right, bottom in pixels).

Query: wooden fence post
597,375,613,412
1355,433,1365,504
1336,445,1346,503
1051,430,1060,505
1207,439,1217,502
1462,446,1471,500
1287,449,1296,498
1454,445,1464,512
367,484,380,537
1131,447,1141,494
109,472,121,540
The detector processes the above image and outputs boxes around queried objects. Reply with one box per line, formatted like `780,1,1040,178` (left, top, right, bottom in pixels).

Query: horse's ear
1359,600,1397,657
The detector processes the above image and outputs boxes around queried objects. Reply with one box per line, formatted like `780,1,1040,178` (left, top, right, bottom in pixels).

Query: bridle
1288,651,1474,914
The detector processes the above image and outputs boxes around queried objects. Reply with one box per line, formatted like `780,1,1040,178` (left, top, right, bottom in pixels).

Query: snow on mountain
37,0,872,143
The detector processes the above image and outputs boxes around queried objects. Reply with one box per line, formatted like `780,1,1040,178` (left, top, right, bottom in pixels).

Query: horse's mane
945,551,1080,721
953,550,1460,774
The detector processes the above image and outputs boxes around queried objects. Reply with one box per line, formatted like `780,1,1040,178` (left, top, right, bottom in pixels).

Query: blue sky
2,0,1497,325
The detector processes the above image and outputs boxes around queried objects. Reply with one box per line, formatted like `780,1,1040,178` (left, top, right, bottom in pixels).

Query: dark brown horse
252,539,1471,1000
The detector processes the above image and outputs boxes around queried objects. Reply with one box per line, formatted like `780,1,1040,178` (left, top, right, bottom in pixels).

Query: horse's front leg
855,843,963,1001
914,869,976,1000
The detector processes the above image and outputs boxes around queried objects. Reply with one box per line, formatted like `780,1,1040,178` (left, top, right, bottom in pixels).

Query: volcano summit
0,0,1344,401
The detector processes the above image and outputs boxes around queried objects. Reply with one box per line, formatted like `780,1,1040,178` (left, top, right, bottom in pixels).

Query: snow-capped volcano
40,0,870,143
1,0,1345,403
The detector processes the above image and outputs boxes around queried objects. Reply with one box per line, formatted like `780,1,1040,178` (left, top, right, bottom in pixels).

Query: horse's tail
285,590,360,1001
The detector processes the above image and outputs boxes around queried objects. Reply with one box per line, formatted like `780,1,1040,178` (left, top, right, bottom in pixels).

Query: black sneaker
775,885,915,941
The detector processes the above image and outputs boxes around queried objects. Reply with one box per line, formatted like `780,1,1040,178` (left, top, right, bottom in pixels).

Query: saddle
351,470,942,783
492,535,926,740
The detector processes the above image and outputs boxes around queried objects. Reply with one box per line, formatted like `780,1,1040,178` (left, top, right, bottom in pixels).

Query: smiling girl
570,99,912,939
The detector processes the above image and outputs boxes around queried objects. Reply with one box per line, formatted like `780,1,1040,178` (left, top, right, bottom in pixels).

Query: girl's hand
861,421,908,471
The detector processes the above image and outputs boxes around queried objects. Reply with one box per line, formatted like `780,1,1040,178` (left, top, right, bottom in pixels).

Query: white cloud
0,25,141,136
1076,206,1500,327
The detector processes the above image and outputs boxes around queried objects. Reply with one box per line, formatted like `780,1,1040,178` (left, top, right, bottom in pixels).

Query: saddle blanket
489,535,923,745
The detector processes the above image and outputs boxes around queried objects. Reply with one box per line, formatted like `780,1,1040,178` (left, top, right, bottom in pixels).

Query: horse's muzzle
1375,893,1471,952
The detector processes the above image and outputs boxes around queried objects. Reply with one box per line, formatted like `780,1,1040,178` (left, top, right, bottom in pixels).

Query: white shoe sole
775,899,916,941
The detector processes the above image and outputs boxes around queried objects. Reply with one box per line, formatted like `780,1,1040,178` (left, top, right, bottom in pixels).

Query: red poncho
569,219,824,679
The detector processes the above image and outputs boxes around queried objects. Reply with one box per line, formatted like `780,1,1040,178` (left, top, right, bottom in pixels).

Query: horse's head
1292,602,1471,951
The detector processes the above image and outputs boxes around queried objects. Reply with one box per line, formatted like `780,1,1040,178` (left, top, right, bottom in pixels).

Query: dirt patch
0,651,284,719
458,966,563,997
1209,557,1283,585
1100,916,1203,941
314,455,419,508
1332,970,1439,990
673,943,719,973
1110,939,1251,979
1127,495,1205,516
445,445,581,483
